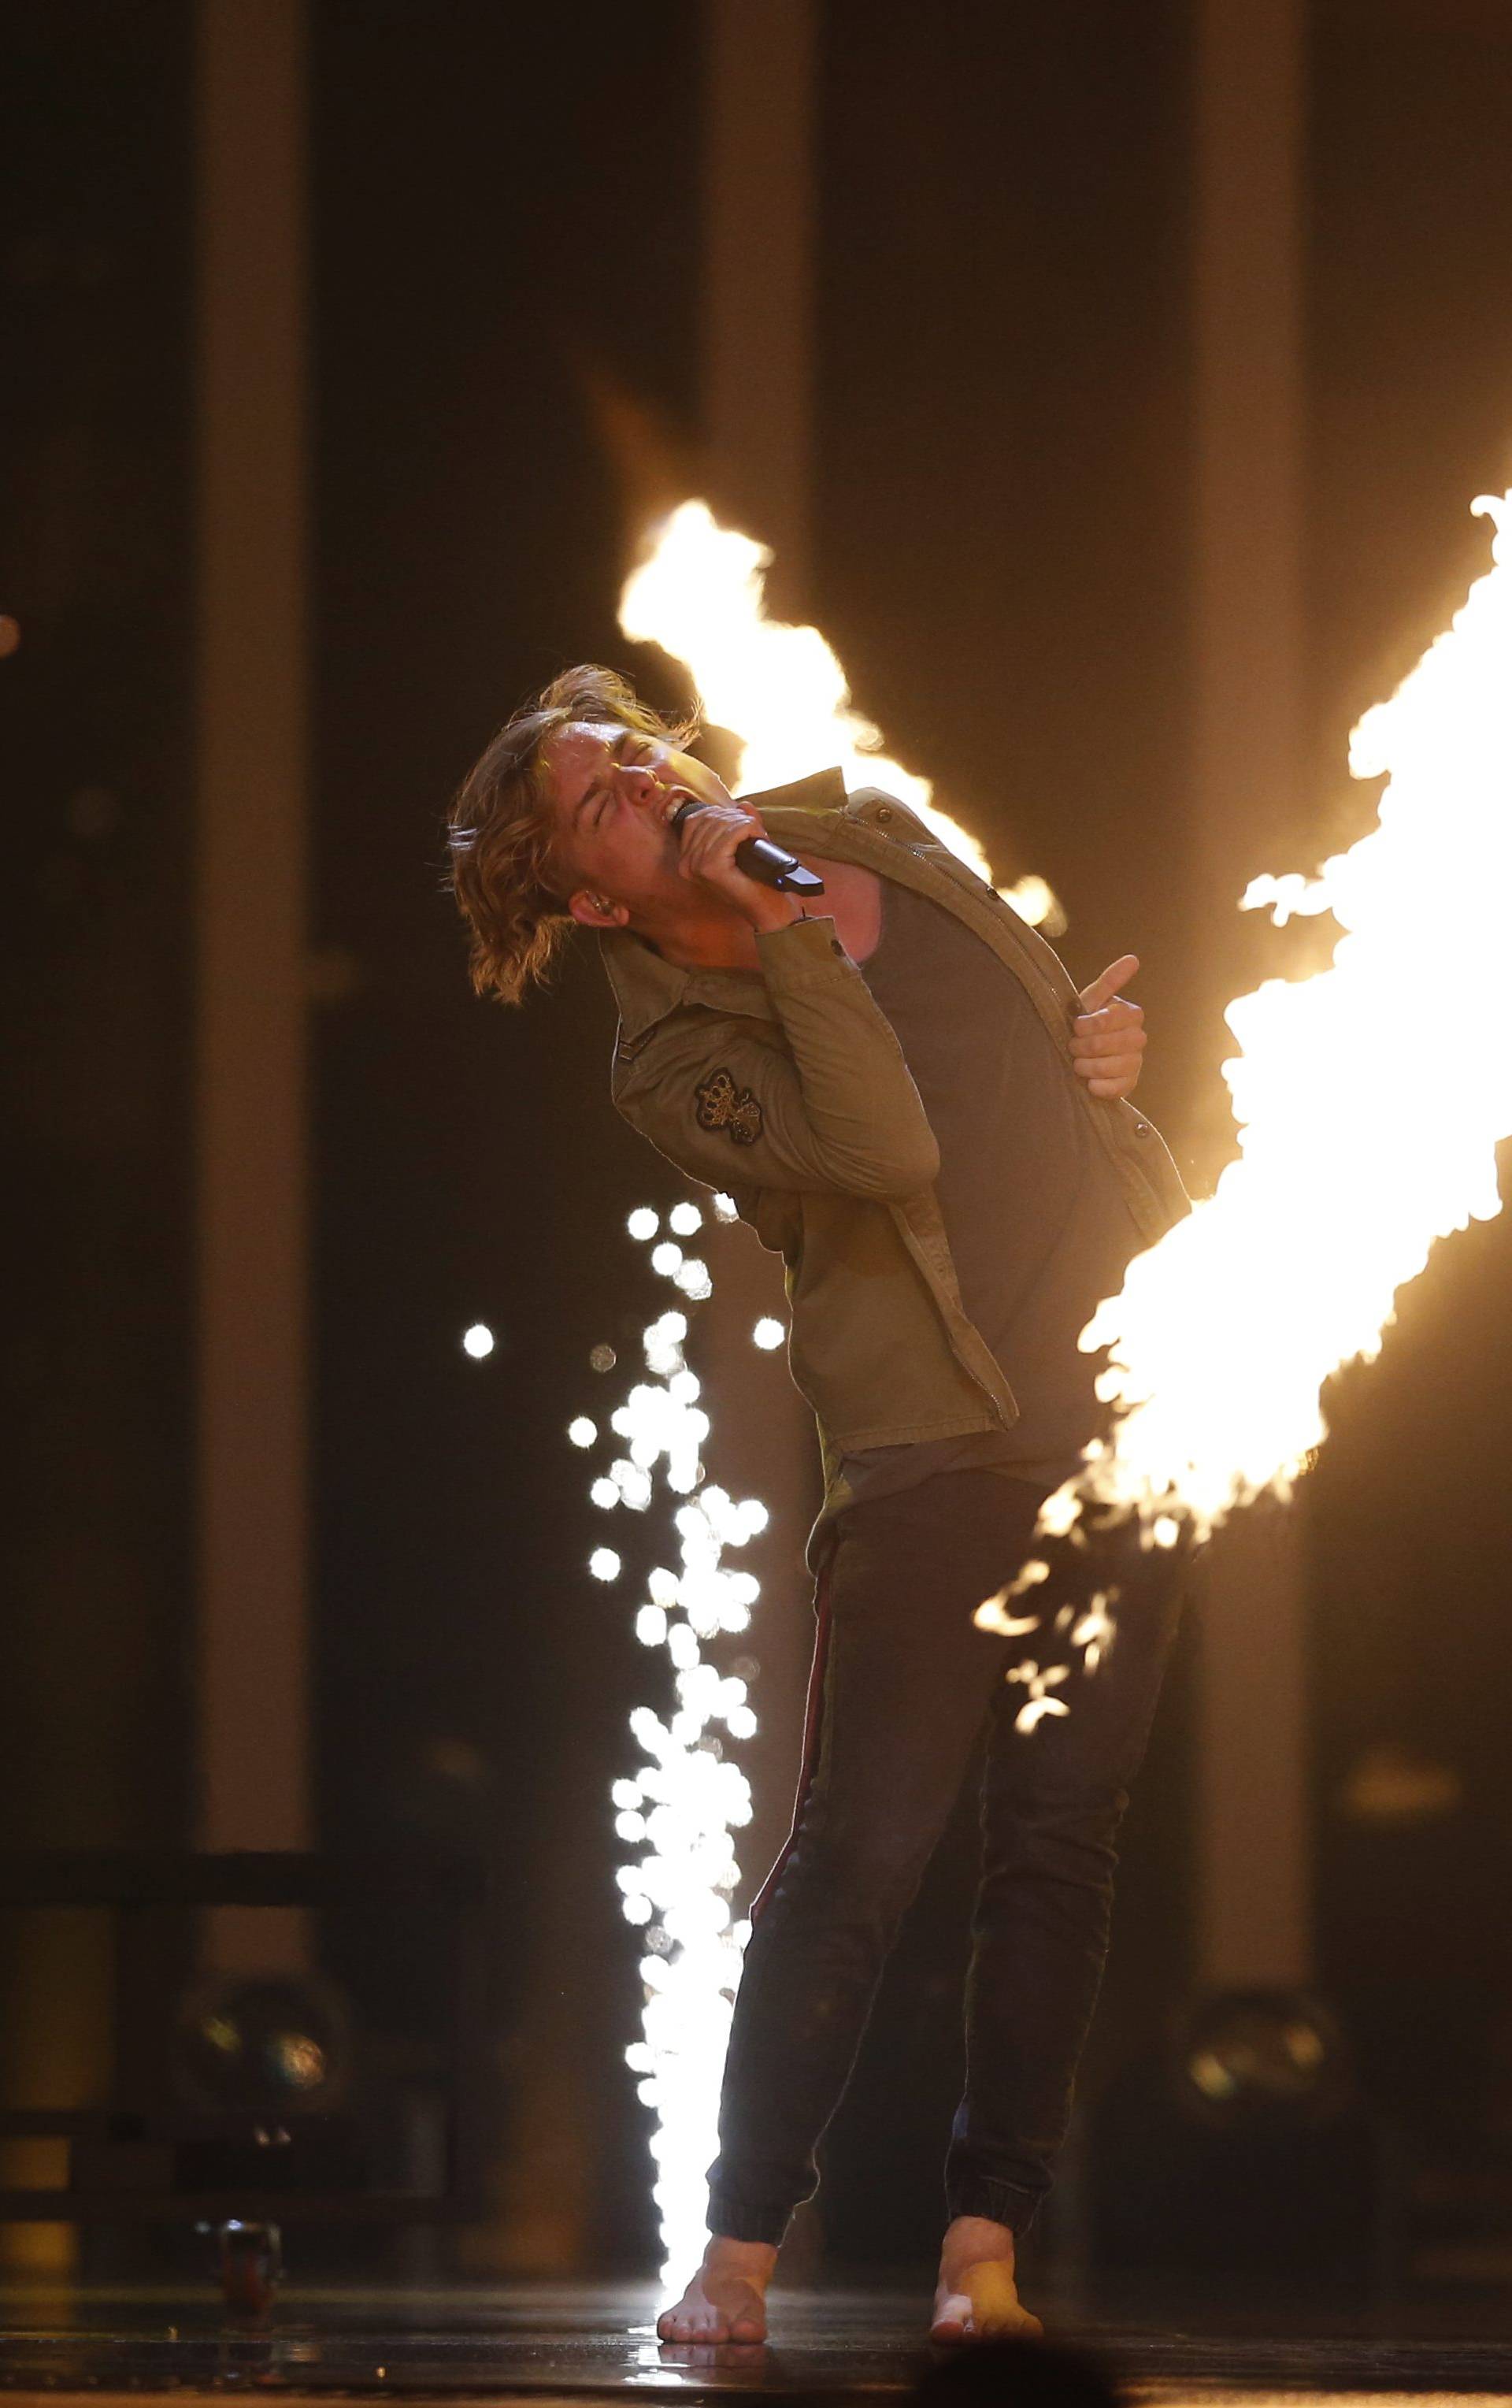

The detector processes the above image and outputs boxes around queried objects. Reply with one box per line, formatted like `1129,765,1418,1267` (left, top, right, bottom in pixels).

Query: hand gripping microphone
669,793,826,898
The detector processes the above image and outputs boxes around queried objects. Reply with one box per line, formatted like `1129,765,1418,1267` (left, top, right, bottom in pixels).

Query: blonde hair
444,665,699,1006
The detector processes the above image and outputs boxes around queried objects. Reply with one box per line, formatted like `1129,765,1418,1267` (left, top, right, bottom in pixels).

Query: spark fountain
576,1200,771,2284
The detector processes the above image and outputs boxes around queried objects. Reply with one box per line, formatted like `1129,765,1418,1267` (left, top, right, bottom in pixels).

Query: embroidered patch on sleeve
695,1067,764,1146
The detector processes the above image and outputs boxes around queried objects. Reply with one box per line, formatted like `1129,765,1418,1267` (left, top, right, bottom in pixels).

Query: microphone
669,794,826,897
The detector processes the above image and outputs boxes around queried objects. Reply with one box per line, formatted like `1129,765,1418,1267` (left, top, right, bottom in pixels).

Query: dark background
5,0,1512,2284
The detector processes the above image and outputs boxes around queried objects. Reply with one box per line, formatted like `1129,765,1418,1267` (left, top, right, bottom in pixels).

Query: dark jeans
706,1467,1183,2245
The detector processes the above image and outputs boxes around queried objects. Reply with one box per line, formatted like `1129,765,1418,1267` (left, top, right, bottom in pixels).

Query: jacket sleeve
610,915,940,1200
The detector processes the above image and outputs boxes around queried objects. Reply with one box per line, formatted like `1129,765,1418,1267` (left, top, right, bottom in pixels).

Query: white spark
461,1323,495,1359
1006,1660,1071,1735
643,1315,688,1379
752,1316,784,1351
567,1416,598,1449
974,1592,1043,1638
589,1549,622,1583
1071,1592,1117,1675
609,1459,655,1512
669,1202,703,1236
628,1207,660,1241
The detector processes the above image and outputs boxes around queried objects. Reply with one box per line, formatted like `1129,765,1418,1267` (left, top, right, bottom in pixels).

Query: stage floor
3,2280,1512,2403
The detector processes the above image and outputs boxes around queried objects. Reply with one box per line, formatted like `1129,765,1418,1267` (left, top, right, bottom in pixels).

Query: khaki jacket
600,769,1189,1542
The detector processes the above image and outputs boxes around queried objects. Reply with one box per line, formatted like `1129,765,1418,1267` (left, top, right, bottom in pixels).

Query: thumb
1077,953,1140,1015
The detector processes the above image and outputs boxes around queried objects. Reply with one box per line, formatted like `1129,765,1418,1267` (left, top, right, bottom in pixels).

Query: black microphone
669,795,826,897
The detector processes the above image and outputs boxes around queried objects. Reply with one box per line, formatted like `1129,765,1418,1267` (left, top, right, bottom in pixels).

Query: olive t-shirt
839,881,1141,1507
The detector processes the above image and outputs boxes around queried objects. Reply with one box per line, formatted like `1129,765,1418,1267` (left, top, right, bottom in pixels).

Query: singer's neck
631,855,879,970
632,891,802,971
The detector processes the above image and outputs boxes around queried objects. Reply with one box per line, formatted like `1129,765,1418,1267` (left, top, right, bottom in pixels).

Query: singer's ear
568,888,630,931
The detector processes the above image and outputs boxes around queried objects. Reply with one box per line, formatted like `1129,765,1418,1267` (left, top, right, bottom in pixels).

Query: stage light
1179,1989,1346,2126
175,1974,349,2115
1083,1984,1378,2279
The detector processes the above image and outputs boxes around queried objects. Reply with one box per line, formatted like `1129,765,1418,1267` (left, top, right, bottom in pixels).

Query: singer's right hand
674,798,804,930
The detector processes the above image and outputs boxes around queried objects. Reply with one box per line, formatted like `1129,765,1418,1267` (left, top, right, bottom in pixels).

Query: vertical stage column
703,0,817,600
194,0,312,1968
700,0,823,1902
1189,0,1311,1992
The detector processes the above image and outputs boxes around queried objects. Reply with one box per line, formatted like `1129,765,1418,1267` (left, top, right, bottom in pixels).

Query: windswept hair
444,665,699,1006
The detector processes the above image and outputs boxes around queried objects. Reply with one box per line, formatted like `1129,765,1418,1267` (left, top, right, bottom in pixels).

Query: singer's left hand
1071,954,1146,1099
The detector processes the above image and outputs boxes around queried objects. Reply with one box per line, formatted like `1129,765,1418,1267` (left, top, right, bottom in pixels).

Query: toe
929,2291,972,2343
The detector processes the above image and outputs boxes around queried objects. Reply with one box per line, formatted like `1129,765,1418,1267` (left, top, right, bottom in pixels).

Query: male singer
447,666,1188,2342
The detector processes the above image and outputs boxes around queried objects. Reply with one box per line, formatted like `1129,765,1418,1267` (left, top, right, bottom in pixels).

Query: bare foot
656,2235,778,2343
930,2213,1044,2343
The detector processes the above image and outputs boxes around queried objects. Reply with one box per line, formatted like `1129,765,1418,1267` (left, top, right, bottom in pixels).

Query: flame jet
620,499,1062,932
979,489,1512,1650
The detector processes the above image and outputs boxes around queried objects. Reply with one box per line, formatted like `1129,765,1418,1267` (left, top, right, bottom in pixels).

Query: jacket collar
598,766,849,1041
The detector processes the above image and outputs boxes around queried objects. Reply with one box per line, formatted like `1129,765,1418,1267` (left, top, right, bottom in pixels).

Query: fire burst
982,489,1512,1645
620,499,1061,932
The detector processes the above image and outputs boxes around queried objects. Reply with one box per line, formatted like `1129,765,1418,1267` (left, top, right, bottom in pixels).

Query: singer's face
546,722,730,920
